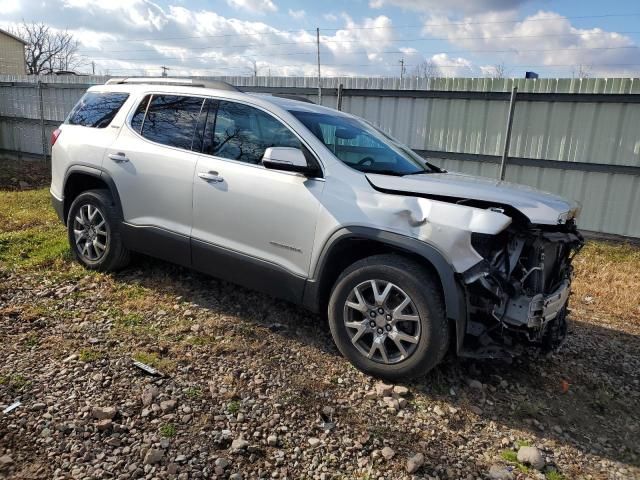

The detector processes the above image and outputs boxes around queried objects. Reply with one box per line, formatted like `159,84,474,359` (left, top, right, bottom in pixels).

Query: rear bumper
51,191,65,224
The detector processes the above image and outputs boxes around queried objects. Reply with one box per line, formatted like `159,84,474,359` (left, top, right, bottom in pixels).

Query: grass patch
545,469,566,480
185,386,202,399
0,226,69,269
79,348,102,362
573,241,640,322
0,374,31,392
227,400,241,414
0,188,69,270
117,312,144,328
23,333,40,348
515,439,532,448
159,423,177,438
501,450,518,462
0,188,58,233
132,351,176,373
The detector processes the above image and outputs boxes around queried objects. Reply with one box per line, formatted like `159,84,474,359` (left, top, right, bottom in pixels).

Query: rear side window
67,92,129,128
138,95,204,150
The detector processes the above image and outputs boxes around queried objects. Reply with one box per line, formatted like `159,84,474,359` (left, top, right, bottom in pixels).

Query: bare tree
489,62,507,79
245,59,264,77
411,59,438,79
11,21,85,75
572,64,592,79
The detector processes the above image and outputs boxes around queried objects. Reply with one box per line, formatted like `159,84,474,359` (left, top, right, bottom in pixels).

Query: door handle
108,152,129,163
198,171,224,183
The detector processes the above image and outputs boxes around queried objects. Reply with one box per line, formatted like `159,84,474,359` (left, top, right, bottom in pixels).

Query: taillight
50,128,61,146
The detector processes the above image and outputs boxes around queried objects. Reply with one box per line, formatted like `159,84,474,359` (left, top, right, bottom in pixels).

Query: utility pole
316,27,322,103
91,61,95,75
161,66,169,77
499,86,518,181
399,58,405,82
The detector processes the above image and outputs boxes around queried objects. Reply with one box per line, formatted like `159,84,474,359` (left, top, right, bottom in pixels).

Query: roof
93,78,347,117
0,28,27,45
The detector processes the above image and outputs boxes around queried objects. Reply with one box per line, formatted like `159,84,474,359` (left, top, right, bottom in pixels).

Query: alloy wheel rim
73,203,108,261
343,279,421,364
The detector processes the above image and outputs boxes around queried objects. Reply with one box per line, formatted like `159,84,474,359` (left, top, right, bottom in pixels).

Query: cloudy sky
2,0,640,78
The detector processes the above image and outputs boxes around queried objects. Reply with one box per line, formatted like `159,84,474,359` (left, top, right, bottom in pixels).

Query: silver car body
51,80,583,357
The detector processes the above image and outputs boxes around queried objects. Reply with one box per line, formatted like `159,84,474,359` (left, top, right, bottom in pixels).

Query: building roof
0,28,27,45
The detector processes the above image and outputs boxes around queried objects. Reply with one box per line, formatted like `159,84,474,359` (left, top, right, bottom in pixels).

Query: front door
191,99,324,302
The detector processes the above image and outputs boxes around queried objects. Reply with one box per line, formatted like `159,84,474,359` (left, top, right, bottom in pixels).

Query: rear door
103,93,205,265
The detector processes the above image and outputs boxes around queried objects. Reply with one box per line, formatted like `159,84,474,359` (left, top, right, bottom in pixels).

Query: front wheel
328,254,449,381
67,189,130,272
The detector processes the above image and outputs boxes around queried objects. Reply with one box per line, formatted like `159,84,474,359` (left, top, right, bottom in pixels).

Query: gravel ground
1,257,638,480
0,167,638,479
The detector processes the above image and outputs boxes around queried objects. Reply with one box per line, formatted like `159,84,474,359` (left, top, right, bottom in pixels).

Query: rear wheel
67,189,130,271
328,254,448,380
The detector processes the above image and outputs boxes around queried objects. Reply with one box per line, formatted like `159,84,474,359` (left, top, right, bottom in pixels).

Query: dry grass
572,241,640,323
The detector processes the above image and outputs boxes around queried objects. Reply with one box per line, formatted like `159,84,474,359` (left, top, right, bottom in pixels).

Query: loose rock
406,453,424,473
91,406,116,420
488,464,514,480
517,446,545,470
143,448,164,465
381,446,395,460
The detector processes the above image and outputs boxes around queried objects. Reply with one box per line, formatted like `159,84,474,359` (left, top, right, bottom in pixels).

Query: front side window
137,95,204,150
66,91,129,128
290,110,435,176
204,101,302,164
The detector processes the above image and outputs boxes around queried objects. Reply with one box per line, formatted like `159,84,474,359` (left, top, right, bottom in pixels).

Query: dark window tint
140,95,204,150
67,92,129,128
204,101,301,164
131,95,151,133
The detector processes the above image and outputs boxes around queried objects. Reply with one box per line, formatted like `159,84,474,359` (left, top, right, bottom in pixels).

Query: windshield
290,110,436,176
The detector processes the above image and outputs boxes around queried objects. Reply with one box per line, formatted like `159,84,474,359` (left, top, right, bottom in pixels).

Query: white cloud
423,10,640,76
288,9,305,20
0,0,20,13
226,0,277,14
370,0,528,14
1,0,415,77
323,13,338,22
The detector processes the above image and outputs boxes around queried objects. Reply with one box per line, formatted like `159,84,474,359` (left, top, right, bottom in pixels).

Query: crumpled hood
366,171,580,225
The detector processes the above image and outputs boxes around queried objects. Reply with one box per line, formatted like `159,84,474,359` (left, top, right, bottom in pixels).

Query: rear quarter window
66,92,129,128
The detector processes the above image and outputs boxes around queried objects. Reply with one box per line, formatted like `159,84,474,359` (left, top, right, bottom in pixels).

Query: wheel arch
62,165,123,225
303,226,467,353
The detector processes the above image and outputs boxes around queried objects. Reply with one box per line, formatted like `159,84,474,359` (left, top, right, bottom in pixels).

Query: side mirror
262,147,312,174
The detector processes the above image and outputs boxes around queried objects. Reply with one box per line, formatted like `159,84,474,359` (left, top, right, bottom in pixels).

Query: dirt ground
0,160,638,480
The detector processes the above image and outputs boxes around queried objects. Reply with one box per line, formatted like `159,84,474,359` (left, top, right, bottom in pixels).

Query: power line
82,44,640,63
82,31,640,56
95,13,640,43
320,13,640,31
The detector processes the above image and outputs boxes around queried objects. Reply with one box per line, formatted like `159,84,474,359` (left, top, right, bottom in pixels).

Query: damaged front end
461,217,584,358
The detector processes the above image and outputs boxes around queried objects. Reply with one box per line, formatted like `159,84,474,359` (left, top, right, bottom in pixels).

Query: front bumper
503,279,571,329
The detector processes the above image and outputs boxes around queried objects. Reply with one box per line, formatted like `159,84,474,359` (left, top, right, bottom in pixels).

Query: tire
67,189,130,272
328,254,448,381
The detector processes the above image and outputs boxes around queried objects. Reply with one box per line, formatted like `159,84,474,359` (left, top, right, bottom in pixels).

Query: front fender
304,226,468,353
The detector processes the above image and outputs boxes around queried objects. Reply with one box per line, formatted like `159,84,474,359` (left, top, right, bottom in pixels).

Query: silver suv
50,78,583,380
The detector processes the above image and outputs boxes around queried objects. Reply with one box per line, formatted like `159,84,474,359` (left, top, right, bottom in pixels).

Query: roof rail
270,93,315,104
105,77,241,92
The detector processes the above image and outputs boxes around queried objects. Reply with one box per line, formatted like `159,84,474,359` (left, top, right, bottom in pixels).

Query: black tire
328,254,448,381
67,189,130,272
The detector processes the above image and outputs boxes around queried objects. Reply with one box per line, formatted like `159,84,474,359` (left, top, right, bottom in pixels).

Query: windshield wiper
362,169,405,176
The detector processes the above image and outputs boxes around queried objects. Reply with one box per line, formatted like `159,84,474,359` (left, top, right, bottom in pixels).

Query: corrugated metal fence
1,74,639,238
